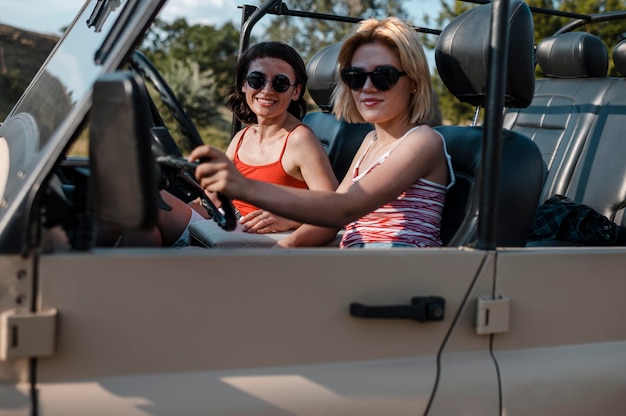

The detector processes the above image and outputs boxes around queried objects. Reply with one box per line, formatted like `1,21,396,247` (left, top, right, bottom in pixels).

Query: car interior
52,0,626,251
504,32,626,243
188,0,545,249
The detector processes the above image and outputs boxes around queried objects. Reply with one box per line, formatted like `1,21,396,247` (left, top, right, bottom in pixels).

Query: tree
132,1,626,143
264,0,409,62
138,18,242,150
141,18,240,104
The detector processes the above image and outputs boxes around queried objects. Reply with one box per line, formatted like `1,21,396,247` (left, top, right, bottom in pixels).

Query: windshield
0,0,166,252
8,0,127,149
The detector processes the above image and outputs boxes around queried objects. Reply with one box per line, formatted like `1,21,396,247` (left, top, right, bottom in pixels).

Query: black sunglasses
244,71,296,93
340,66,407,91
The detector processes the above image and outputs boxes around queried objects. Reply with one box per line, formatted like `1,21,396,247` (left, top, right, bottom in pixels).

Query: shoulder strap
278,123,304,162
234,125,253,160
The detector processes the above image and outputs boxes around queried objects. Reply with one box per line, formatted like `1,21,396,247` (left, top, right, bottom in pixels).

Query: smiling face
242,57,302,123
348,41,413,128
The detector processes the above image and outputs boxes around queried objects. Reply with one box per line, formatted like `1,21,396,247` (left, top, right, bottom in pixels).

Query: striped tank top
340,126,455,248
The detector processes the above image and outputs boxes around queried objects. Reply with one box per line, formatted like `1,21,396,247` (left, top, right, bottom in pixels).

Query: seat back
304,42,372,182
503,31,611,204
504,31,626,237
434,0,544,247
560,39,626,227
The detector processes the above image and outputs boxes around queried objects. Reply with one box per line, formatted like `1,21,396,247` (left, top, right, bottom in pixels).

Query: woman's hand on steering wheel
128,50,237,231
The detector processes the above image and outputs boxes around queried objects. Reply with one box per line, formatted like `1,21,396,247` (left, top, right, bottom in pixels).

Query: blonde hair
332,17,433,124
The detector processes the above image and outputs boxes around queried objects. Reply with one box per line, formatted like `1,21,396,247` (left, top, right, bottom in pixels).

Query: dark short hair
228,42,308,124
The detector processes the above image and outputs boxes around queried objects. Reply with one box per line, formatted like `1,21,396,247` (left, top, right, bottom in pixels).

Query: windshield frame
0,0,167,254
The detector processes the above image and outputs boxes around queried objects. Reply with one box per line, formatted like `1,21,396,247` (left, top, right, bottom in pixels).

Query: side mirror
89,71,158,230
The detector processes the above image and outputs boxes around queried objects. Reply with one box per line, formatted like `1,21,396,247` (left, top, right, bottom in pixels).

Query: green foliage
137,18,241,150
144,58,222,153
265,0,409,62
134,1,414,148
159,57,219,127
141,18,240,103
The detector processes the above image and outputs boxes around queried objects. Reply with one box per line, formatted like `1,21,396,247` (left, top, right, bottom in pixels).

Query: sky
0,0,441,35
0,0,441,65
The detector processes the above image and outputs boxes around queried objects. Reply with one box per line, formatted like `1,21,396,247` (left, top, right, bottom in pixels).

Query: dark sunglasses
340,66,407,91
244,71,296,93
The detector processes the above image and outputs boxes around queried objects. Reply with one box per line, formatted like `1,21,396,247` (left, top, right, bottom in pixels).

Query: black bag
528,195,626,246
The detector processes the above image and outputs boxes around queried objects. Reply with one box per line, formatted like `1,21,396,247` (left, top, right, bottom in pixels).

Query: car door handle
350,296,445,322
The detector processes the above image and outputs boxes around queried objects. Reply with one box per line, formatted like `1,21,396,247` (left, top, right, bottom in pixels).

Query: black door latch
350,296,445,322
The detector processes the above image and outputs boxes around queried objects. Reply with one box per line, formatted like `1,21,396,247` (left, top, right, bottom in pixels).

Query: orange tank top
233,125,308,217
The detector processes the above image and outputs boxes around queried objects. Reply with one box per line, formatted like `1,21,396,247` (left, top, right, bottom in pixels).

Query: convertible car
1,0,626,415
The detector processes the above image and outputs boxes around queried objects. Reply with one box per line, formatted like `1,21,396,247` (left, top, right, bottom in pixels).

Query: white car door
34,247,495,415
493,247,626,415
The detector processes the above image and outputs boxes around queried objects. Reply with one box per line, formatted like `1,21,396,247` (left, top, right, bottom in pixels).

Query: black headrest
613,39,626,77
536,32,608,78
434,0,535,108
306,42,341,112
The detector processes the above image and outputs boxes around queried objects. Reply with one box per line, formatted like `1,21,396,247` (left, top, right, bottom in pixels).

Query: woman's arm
190,126,446,228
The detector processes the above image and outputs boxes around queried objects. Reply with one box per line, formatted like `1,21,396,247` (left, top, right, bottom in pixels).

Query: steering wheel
127,50,237,231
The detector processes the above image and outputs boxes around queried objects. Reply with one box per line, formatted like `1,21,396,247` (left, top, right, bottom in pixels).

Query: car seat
503,31,611,204
504,31,626,244
553,36,626,227
434,0,544,247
